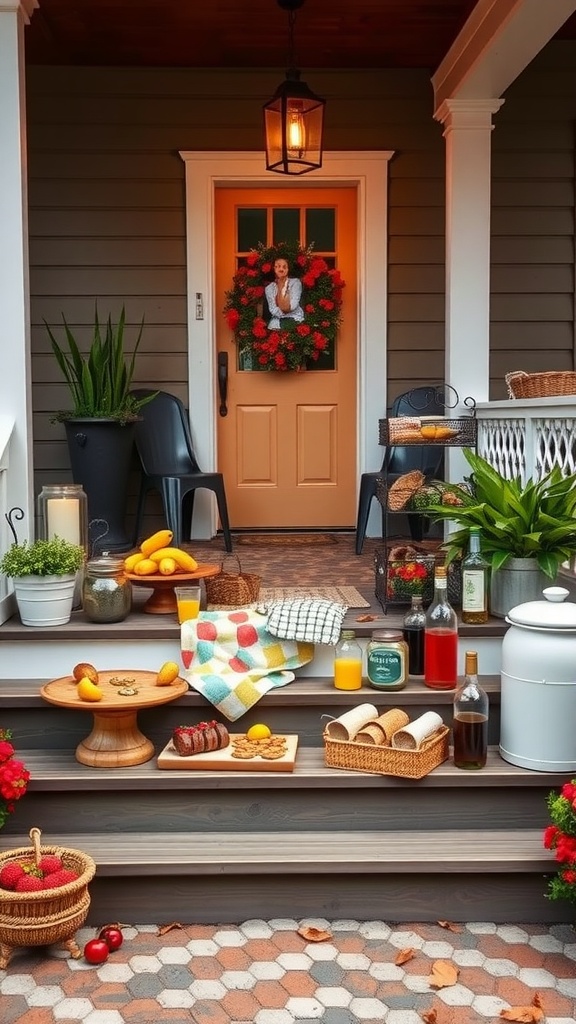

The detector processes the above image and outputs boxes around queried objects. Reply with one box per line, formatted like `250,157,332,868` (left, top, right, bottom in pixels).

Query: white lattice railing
0,416,17,623
475,396,576,483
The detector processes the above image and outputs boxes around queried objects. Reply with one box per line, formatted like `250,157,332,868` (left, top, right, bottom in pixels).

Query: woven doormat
208,585,369,610
236,534,338,546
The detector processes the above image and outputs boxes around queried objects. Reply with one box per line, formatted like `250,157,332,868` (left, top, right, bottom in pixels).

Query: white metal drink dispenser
500,587,576,771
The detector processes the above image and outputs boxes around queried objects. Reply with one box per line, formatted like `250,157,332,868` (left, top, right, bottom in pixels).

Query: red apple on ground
83,938,109,964
99,925,124,951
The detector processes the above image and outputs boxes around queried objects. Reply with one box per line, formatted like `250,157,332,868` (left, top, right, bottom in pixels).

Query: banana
140,529,174,558
158,557,177,576
124,552,145,572
148,547,198,572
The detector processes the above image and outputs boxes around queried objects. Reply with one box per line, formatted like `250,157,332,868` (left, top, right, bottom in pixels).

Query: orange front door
215,187,357,529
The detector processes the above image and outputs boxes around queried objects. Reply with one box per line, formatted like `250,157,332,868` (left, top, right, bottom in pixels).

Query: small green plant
0,537,84,577
430,449,576,579
45,305,156,423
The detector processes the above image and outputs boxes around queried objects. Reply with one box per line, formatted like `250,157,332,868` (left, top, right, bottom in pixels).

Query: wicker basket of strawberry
0,826,96,967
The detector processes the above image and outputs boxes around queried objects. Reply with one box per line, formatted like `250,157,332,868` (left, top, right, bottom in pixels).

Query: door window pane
238,208,266,252
273,208,299,244
306,208,335,252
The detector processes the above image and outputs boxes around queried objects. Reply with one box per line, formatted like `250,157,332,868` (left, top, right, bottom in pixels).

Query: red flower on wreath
543,777,576,905
223,240,345,372
0,729,30,829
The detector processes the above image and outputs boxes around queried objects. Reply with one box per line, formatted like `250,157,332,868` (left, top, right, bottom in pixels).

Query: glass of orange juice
174,586,201,624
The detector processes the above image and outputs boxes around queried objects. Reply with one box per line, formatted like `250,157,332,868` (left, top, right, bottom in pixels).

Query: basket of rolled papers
323,705,449,779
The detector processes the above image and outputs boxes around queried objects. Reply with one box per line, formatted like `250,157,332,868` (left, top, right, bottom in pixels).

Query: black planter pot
64,419,136,552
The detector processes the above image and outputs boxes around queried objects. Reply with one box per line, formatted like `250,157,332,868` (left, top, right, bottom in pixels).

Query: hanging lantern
263,0,325,175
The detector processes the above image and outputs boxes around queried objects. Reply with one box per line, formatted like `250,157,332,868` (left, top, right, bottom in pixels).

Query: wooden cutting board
157,734,299,772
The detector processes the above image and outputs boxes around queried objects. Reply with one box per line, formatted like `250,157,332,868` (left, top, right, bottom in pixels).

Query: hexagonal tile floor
1,918,575,1023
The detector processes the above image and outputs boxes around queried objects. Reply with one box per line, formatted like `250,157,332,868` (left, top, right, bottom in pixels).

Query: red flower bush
544,778,576,904
0,729,30,829
223,240,345,371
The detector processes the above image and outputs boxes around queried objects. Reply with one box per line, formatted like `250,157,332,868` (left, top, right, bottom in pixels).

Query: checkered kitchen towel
263,598,348,646
180,610,314,721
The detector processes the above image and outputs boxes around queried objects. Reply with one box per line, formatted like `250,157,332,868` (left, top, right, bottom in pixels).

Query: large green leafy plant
45,306,155,423
0,538,84,577
431,449,576,579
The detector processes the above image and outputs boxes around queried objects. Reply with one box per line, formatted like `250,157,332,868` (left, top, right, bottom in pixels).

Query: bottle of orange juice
333,630,363,690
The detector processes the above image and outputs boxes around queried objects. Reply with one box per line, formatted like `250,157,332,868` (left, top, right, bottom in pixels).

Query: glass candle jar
366,629,408,691
82,555,132,623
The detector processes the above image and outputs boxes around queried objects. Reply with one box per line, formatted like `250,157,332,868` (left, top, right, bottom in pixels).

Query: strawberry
38,854,63,875
15,874,44,892
0,862,25,890
42,868,79,889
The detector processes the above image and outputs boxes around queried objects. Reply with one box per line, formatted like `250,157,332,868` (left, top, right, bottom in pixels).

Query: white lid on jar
506,587,576,629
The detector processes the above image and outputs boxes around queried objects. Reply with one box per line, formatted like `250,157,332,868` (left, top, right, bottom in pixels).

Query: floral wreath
0,729,29,830
223,240,345,371
543,778,576,905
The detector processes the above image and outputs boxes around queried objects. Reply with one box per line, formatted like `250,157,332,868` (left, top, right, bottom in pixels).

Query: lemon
77,678,104,702
156,661,180,686
246,723,271,741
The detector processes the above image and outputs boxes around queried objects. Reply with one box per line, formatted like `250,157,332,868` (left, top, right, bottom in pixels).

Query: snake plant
431,448,576,579
46,305,155,423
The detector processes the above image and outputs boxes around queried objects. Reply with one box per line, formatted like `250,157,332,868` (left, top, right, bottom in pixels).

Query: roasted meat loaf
172,721,230,756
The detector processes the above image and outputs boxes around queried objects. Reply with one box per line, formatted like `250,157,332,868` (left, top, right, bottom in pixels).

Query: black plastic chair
355,386,445,554
131,389,233,551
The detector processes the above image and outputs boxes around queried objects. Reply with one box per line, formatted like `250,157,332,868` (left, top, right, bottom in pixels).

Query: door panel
215,187,357,529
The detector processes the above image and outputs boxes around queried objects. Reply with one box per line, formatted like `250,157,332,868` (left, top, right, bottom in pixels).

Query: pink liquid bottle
424,565,458,690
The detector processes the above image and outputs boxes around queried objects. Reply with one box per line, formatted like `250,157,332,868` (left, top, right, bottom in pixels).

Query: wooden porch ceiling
25,0,576,73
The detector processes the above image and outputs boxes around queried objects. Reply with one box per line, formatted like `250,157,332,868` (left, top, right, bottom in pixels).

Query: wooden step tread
2,676,503,706
1,830,549,874
18,747,567,789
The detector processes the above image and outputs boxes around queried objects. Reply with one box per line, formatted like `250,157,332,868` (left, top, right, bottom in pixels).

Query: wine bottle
424,565,458,690
402,595,426,675
453,650,489,769
461,527,489,624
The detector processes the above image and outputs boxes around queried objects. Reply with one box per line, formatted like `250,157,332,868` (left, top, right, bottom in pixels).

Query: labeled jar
366,629,408,691
82,555,132,623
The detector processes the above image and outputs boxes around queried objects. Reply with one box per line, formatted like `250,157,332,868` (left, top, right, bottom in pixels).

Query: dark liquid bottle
403,596,425,675
453,651,489,769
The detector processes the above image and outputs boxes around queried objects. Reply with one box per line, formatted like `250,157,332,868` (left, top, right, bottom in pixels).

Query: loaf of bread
172,721,230,756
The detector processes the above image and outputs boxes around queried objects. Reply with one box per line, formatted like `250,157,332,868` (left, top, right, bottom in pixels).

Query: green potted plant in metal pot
45,305,156,552
430,449,576,617
0,537,84,626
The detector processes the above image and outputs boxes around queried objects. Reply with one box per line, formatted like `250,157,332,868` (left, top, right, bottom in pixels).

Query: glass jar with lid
366,629,408,691
82,554,132,623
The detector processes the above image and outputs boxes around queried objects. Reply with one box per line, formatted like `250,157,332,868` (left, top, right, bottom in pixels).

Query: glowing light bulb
287,103,305,156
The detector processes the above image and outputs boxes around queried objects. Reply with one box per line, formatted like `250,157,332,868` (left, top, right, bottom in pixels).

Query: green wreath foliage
223,241,345,371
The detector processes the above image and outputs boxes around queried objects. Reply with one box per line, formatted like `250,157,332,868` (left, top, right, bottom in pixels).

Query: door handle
218,352,228,417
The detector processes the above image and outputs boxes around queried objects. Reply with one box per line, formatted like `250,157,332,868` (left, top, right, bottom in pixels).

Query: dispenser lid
506,587,576,629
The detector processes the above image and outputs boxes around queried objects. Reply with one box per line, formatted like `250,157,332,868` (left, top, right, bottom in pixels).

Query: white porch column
435,99,502,483
0,0,36,540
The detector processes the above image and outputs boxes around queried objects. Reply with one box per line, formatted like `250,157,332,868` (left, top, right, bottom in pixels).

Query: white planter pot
13,573,77,627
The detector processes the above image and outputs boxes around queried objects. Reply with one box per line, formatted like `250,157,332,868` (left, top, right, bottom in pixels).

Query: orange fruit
77,678,103,702
246,723,271,741
420,425,437,439
72,662,99,684
156,661,180,686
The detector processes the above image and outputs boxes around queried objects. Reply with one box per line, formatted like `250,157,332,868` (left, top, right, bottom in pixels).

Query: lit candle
46,498,81,546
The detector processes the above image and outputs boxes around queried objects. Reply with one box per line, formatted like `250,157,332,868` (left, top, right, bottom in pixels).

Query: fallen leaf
421,1010,438,1024
500,994,545,1023
356,614,376,622
395,947,416,965
437,920,461,932
157,922,183,935
428,960,459,988
297,925,332,942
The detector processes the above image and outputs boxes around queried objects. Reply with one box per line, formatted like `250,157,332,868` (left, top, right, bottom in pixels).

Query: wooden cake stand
127,564,220,614
41,670,189,768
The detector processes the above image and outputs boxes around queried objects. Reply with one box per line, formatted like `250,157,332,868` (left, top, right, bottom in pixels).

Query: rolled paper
355,722,387,745
325,703,379,741
372,708,410,744
391,711,444,751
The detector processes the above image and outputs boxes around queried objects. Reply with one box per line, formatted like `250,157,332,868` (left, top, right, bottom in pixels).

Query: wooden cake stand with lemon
41,661,188,768
123,532,219,614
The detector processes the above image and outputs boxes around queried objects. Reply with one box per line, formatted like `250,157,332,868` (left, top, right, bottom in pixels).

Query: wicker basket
204,553,261,607
0,827,96,968
505,370,576,399
323,725,450,779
